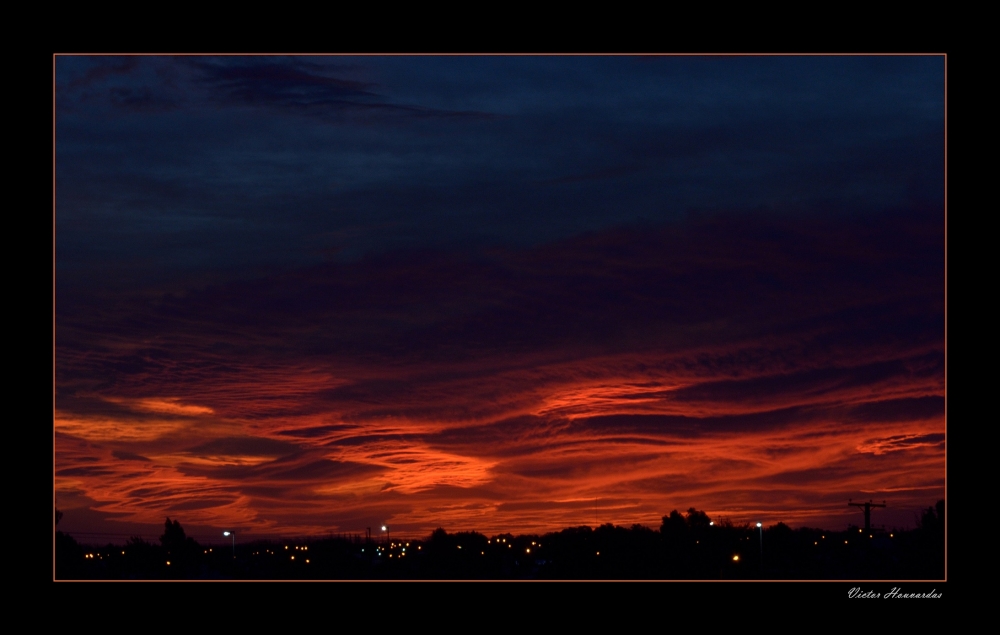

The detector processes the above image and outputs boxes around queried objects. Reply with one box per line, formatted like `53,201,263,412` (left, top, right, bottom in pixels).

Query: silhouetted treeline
54,503,945,580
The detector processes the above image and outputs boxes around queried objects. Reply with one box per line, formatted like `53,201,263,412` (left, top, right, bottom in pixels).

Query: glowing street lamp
223,531,235,558
382,525,389,546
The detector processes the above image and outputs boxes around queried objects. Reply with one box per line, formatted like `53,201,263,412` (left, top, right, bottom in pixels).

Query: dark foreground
55,504,944,580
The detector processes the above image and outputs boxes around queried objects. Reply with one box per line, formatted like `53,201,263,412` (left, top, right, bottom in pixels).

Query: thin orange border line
51,52,947,56
52,53,58,583
942,53,947,582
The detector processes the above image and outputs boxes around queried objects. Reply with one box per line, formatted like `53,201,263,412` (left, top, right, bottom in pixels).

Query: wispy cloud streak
56,207,943,535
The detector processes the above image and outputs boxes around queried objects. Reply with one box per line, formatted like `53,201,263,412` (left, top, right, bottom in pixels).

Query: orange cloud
105,397,215,416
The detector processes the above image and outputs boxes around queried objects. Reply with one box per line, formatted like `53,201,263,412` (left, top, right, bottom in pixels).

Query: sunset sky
54,55,945,541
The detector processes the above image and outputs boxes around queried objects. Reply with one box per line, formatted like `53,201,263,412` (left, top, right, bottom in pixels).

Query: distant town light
732,555,739,561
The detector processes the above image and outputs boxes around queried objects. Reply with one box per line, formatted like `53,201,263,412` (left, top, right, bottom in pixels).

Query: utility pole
848,499,886,533
756,522,763,576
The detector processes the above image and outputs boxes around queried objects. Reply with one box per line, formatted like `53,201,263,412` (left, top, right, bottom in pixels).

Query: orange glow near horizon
54,212,944,539
55,343,944,537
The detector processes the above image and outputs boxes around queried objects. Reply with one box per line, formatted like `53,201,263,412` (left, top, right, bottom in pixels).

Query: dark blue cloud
56,55,943,299
112,450,152,462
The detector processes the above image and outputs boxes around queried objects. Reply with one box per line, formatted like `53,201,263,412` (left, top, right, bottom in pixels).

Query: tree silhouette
918,500,944,534
430,527,448,545
160,517,187,553
55,510,84,579
660,510,688,541
158,517,202,577
685,507,710,530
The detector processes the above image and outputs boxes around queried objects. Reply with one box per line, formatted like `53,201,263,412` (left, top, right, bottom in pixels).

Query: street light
223,531,235,559
382,525,389,546
756,522,763,572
